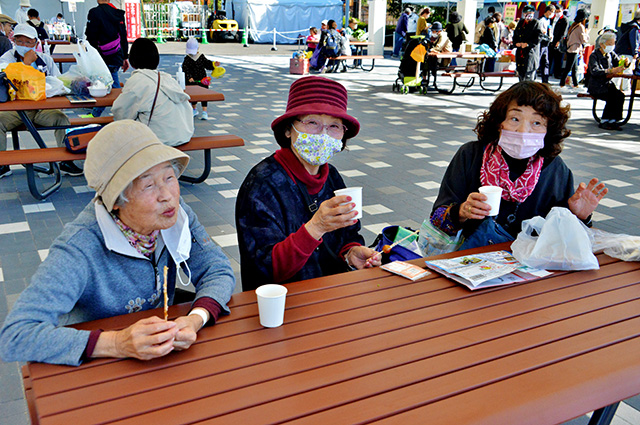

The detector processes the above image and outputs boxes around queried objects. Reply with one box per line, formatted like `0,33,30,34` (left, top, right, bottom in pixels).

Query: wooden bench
0,134,245,200
325,55,383,72
577,92,602,124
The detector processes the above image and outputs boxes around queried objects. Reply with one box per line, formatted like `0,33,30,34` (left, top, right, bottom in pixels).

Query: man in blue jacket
392,8,411,58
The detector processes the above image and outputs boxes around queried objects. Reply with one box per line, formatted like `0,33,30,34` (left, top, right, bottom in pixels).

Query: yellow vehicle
207,14,239,42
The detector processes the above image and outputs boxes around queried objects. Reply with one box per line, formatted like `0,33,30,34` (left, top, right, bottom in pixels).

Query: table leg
619,79,636,126
16,110,62,200
179,149,211,184
587,402,619,425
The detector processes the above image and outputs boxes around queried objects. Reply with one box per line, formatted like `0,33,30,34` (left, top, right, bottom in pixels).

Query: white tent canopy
227,0,343,44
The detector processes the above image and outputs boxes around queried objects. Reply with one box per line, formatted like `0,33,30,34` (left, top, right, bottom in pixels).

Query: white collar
95,201,191,263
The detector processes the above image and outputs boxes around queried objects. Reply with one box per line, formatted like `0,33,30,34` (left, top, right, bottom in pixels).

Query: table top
351,41,374,46
22,243,640,425
430,52,487,59
51,53,75,63
0,85,224,111
614,73,640,80
47,40,70,46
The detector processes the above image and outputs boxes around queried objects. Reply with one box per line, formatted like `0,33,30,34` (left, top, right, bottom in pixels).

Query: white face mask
603,45,614,54
498,129,545,159
162,207,192,287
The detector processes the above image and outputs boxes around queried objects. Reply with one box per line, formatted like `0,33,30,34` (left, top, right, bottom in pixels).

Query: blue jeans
92,65,121,117
393,32,404,57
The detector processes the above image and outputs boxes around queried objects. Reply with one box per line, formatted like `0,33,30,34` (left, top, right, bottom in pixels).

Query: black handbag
0,72,17,103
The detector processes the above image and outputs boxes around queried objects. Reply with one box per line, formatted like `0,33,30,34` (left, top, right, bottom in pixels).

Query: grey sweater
0,200,235,366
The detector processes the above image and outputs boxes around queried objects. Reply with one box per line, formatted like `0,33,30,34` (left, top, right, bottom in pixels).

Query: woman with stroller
429,81,607,248
236,76,381,291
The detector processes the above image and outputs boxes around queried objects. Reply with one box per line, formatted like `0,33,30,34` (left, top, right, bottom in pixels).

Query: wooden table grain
22,243,640,425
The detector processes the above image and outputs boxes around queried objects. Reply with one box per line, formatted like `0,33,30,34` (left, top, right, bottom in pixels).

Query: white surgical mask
162,207,192,287
498,129,545,159
291,124,342,166
15,45,35,57
603,45,614,54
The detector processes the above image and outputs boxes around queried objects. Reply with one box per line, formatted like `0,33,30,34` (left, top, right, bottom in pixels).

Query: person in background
85,0,130,118
13,0,30,25
493,11,506,43
113,38,194,146
392,8,411,58
416,7,432,37
588,32,626,131
236,76,381,291
500,21,517,50
0,24,79,178
550,3,568,79
306,26,319,52
559,8,589,90
182,37,220,120
0,120,236,366
406,7,418,40
0,14,16,57
538,4,556,83
614,10,640,92
26,9,48,44
430,81,607,246
445,12,467,52
50,13,65,25
480,16,499,72
513,5,543,81
423,22,452,89
344,18,358,41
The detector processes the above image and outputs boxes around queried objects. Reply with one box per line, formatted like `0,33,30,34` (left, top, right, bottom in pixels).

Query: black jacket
587,48,621,97
0,34,12,57
552,16,569,46
85,3,128,67
514,19,543,74
27,20,49,41
615,21,640,56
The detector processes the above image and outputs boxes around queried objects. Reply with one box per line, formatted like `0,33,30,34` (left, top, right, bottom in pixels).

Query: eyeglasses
294,119,347,139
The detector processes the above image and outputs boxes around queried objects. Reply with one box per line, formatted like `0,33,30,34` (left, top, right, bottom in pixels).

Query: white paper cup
255,284,288,328
334,187,363,219
479,185,503,216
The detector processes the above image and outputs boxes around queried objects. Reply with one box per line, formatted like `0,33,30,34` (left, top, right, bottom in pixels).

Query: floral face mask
291,124,343,166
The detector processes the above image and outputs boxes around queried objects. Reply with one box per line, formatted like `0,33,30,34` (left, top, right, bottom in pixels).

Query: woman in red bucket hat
236,76,381,291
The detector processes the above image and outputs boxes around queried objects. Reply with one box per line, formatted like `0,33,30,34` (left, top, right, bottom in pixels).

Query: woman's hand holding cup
305,195,359,240
459,192,492,222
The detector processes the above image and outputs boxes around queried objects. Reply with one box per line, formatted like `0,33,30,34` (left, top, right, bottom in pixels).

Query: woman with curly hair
429,81,608,247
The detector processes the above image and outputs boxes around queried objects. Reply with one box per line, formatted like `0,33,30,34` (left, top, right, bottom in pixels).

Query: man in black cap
513,5,543,81
549,3,568,79
424,22,452,87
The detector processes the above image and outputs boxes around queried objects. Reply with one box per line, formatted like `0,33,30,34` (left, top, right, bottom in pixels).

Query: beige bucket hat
85,120,190,211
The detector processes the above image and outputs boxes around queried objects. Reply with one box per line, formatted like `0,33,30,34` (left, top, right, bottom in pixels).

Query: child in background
306,27,319,52
182,37,220,120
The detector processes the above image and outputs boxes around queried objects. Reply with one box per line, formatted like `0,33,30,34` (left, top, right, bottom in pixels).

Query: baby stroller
392,36,429,94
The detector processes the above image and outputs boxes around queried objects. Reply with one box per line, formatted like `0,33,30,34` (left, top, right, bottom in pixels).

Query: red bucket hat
271,76,360,147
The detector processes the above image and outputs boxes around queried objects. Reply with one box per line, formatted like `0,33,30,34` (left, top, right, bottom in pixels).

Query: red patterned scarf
480,143,544,203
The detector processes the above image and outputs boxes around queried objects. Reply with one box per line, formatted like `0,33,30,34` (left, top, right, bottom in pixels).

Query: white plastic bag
45,76,70,97
588,228,640,262
73,39,113,91
512,207,599,270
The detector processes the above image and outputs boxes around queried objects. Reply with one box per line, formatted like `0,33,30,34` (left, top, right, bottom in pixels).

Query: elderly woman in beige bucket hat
0,120,235,366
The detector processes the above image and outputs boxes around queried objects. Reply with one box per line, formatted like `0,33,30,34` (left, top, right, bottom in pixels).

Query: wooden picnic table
0,85,226,200
21,242,640,424
51,53,75,72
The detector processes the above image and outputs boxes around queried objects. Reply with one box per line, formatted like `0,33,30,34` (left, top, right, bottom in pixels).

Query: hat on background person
185,37,198,55
404,8,412,14
321,19,328,26
0,14,17,25
431,21,443,31
19,0,31,7
85,120,190,211
634,10,640,20
271,76,360,148
522,5,536,13
13,23,37,39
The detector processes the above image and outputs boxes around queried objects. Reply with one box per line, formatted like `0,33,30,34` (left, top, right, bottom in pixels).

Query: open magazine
424,250,553,290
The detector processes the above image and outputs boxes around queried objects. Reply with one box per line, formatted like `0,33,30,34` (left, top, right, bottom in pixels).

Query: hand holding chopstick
380,229,420,254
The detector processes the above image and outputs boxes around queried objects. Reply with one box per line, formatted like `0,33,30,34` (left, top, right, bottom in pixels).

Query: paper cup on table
255,284,288,328
479,185,503,216
334,187,363,219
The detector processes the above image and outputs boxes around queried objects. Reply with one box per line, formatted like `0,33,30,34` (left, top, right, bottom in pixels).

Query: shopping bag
511,207,599,270
73,39,113,91
418,218,463,257
45,76,70,97
371,226,422,264
4,62,46,101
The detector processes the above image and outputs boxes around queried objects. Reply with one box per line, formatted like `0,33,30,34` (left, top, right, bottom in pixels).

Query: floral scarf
110,212,160,258
480,143,544,203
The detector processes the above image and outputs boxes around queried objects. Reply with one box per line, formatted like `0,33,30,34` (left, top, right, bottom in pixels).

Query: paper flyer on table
425,250,552,290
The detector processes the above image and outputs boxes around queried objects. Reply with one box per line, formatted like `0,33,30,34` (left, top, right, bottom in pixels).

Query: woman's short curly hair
474,81,571,159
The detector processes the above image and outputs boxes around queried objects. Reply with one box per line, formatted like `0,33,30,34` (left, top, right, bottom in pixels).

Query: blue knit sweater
0,200,235,366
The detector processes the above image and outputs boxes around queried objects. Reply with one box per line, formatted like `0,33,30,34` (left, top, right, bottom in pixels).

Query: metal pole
271,27,277,50
345,0,349,28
